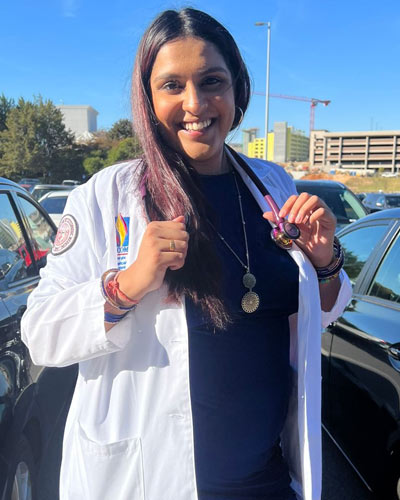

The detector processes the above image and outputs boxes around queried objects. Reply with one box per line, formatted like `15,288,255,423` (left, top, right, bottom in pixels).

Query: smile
181,119,213,131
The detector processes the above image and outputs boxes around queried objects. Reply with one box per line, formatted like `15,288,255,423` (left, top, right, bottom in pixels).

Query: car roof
32,184,71,189
342,207,400,226
42,189,72,199
294,179,347,189
0,177,29,191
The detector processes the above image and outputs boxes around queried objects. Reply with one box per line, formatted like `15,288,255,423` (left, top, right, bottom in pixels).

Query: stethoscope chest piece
271,227,293,250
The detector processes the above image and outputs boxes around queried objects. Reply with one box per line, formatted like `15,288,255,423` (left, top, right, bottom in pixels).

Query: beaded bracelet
101,269,138,312
315,237,345,284
104,310,129,324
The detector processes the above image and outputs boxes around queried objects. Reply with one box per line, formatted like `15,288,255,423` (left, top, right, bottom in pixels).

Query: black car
322,208,400,499
363,192,400,213
294,180,368,230
0,178,77,500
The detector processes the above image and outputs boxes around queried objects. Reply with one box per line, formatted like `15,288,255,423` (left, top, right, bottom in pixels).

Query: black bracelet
315,237,345,283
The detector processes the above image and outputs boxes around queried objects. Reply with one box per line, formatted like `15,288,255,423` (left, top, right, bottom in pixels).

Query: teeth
183,119,212,131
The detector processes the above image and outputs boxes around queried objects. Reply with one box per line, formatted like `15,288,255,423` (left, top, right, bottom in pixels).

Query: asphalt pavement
322,430,373,500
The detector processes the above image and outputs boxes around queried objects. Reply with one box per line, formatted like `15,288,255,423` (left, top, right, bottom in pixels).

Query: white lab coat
21,153,352,500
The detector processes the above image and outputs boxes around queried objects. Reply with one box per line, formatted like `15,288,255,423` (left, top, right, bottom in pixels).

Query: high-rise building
245,122,309,162
242,128,258,157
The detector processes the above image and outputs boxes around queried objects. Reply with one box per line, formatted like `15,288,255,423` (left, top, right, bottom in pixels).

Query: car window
295,184,365,223
364,193,377,203
368,233,400,303
376,195,385,206
40,196,68,214
17,196,55,272
339,224,387,285
340,190,366,221
385,196,400,208
0,193,36,288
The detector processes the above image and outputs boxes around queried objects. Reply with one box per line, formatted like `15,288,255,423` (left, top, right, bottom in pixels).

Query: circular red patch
52,214,79,256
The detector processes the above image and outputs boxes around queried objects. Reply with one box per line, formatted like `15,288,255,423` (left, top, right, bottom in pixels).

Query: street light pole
255,21,271,161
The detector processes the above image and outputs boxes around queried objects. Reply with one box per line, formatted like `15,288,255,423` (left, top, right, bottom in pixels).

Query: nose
182,82,206,115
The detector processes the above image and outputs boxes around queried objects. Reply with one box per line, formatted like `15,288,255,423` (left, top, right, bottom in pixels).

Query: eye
202,76,222,86
161,81,181,92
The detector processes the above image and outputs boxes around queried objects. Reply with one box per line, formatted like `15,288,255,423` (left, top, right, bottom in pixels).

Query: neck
190,148,230,176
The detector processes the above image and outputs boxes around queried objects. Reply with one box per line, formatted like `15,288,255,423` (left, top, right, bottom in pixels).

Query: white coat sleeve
21,187,132,368
321,269,352,328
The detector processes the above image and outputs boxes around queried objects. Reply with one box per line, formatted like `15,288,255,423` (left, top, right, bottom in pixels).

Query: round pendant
241,291,260,313
243,272,256,289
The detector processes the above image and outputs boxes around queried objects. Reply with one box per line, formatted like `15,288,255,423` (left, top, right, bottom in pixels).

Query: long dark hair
131,8,251,328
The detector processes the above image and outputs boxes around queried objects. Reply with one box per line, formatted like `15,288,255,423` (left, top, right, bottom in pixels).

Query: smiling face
150,37,235,174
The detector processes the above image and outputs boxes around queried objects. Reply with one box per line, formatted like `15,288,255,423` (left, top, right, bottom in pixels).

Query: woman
21,8,351,500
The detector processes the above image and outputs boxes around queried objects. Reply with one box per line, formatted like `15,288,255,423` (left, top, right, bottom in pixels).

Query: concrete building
57,105,99,140
310,130,400,174
242,128,258,158
244,122,309,162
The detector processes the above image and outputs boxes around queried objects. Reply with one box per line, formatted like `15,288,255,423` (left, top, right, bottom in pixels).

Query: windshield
40,196,68,214
296,184,366,223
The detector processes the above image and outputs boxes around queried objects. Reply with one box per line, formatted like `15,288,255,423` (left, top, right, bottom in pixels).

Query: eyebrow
153,66,230,82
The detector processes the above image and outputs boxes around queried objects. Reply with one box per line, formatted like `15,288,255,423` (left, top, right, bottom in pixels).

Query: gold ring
169,240,176,251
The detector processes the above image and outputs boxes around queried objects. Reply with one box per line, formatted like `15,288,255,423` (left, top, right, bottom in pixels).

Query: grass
302,174,400,193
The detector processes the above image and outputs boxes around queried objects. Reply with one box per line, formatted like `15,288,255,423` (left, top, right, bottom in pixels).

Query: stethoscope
140,147,301,250
226,146,301,250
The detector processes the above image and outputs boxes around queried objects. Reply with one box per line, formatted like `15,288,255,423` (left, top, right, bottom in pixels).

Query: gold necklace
209,169,260,313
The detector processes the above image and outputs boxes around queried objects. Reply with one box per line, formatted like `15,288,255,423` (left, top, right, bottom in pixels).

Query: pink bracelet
101,269,138,311
107,271,139,306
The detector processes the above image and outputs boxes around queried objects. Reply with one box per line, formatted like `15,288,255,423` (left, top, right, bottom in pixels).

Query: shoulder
69,159,143,209
239,154,297,197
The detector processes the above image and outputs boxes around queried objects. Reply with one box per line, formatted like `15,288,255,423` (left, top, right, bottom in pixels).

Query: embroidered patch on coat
115,213,130,270
52,214,79,256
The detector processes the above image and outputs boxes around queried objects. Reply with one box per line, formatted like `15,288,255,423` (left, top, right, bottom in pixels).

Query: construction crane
253,92,330,135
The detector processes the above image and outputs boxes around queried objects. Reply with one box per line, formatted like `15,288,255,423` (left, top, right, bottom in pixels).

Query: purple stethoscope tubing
226,145,300,240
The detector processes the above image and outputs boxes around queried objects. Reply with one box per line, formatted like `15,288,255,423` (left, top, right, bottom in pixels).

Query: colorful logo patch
115,214,130,270
52,214,79,256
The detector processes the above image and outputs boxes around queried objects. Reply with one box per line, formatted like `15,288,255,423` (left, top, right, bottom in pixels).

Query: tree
83,150,106,176
0,94,15,132
105,137,143,166
0,96,74,180
107,119,133,141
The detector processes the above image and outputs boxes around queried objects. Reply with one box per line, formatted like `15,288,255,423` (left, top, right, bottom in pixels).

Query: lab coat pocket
74,425,145,500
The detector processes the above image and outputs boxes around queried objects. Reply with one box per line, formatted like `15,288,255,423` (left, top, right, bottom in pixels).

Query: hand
117,216,189,302
263,193,337,268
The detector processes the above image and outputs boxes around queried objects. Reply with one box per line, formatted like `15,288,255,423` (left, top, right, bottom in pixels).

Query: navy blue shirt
187,171,299,499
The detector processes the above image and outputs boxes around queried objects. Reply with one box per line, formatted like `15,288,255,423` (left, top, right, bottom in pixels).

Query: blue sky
2,0,399,141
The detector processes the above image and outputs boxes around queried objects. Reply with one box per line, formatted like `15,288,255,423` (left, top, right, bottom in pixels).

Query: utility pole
255,21,271,161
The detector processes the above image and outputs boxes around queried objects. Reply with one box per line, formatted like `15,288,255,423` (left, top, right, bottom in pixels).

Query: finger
262,211,276,222
290,195,322,224
277,195,299,218
285,193,313,222
308,206,335,226
159,228,189,243
161,239,188,253
158,250,186,271
172,215,185,223
147,222,189,242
